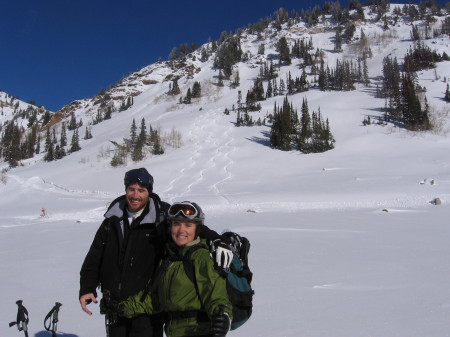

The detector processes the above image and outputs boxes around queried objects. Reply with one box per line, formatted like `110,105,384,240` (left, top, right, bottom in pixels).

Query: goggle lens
168,203,198,218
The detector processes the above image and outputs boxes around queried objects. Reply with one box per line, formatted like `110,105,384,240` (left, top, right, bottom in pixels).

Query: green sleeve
193,249,233,320
121,289,158,318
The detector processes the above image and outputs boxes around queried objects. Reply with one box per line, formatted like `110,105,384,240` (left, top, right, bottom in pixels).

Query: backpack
181,231,254,330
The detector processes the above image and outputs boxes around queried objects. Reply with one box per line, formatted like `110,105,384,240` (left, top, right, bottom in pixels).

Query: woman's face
170,220,197,246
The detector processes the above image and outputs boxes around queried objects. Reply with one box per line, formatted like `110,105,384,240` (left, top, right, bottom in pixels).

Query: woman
120,201,232,337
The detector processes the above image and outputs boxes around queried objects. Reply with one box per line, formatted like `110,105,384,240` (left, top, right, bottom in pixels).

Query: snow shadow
247,131,271,147
35,331,79,337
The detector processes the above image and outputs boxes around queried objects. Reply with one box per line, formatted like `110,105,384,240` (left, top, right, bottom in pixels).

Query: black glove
100,298,124,317
211,305,230,337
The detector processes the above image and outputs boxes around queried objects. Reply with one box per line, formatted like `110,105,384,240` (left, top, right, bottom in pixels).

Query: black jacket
79,193,221,302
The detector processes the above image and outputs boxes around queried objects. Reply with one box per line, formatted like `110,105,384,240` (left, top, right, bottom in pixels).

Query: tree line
377,41,449,131
270,96,335,153
110,118,182,167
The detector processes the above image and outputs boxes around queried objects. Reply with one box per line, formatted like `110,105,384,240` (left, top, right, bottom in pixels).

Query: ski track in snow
162,108,235,204
10,174,118,199
226,226,362,234
312,283,401,291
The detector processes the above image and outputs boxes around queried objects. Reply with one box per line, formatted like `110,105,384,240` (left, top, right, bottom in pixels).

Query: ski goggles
168,202,199,219
124,168,153,188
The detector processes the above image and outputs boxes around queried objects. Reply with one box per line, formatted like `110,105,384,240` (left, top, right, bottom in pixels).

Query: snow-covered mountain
1,3,450,337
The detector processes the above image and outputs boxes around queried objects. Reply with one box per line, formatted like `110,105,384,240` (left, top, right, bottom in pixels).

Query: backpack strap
139,245,202,302
180,245,202,284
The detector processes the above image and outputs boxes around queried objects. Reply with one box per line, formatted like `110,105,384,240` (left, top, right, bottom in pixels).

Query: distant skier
41,208,46,217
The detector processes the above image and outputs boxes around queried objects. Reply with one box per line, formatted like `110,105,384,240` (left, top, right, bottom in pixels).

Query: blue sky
0,0,444,111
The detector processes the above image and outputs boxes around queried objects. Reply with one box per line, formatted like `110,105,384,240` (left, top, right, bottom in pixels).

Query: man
79,168,232,337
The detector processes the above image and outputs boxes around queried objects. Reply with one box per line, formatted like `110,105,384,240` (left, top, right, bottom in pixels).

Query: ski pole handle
10,300,29,336
44,301,62,337
52,302,62,322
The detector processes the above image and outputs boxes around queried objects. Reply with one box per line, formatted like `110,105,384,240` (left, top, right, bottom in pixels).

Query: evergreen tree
45,128,52,152
258,43,265,55
35,134,41,154
344,22,356,41
148,124,158,145
54,144,66,160
298,98,313,152
362,52,370,86
279,78,286,94
270,97,293,150
230,70,240,88
192,81,202,98
138,118,147,145
168,78,181,95
27,111,37,128
179,43,190,58
24,125,38,159
334,27,343,52
84,126,93,140
42,111,52,126
52,128,58,147
69,128,81,153
266,80,273,98
104,106,112,120
276,37,291,65
3,123,21,167
200,48,209,62
151,130,164,155
184,88,192,104
132,118,147,162
218,70,224,87
44,139,55,162
111,152,125,167
235,109,242,127
169,47,179,61
400,72,430,130
214,36,242,78
403,42,442,73
130,118,137,144
60,122,67,147
68,113,77,131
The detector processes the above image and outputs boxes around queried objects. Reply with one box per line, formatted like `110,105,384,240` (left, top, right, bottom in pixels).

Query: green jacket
122,238,232,337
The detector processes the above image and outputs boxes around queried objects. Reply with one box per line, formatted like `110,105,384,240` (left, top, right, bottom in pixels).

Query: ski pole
9,300,30,337
44,302,62,337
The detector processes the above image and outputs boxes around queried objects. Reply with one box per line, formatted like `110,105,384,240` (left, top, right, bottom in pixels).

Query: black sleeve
79,222,108,299
197,224,230,244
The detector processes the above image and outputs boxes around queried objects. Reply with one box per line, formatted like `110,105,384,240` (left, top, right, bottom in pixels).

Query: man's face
125,183,149,212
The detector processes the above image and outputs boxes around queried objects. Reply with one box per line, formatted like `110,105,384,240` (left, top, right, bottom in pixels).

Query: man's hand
80,293,97,315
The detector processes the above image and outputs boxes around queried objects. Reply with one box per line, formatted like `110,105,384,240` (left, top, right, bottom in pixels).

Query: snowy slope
1,5,450,337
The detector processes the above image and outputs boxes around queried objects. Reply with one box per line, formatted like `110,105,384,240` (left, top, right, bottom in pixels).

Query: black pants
108,314,164,337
